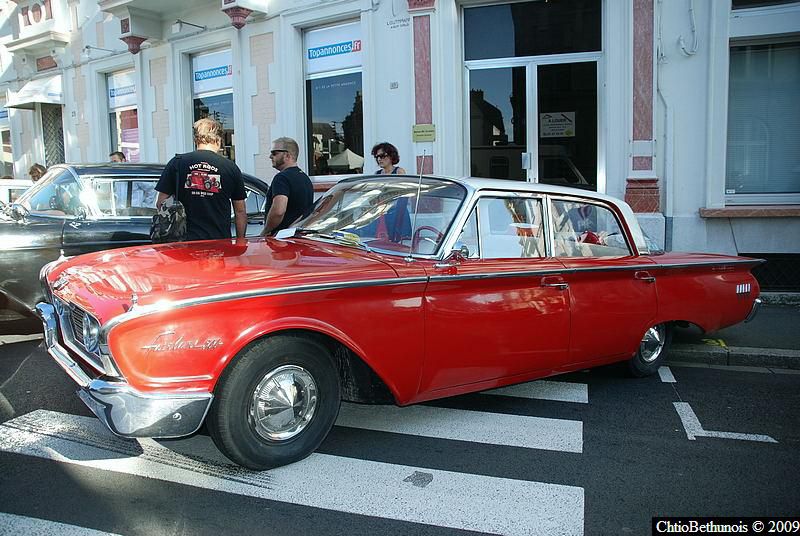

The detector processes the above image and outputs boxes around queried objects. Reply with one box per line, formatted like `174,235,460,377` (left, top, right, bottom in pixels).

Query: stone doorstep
667,343,800,370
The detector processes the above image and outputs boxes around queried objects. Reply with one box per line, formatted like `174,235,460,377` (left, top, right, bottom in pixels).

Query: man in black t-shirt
156,118,247,241
261,137,314,236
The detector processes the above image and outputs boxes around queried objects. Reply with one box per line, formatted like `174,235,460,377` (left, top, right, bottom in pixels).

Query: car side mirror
434,243,469,270
445,242,470,262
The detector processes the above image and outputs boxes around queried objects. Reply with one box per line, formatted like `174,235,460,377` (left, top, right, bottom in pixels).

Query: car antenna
405,150,426,262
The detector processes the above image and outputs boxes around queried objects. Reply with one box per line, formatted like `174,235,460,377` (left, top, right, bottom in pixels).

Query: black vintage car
0,163,269,317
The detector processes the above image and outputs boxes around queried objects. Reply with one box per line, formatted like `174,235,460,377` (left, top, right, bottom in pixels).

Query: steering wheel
411,226,444,251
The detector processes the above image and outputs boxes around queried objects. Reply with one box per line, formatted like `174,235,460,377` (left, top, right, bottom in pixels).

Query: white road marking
484,380,589,403
673,402,778,443
337,402,583,453
0,410,585,536
658,366,676,383
0,512,121,535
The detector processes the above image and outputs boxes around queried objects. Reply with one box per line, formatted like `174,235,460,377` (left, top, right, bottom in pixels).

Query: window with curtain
726,41,800,200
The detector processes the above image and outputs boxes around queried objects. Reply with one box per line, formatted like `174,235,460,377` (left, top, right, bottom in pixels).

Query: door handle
635,271,656,283
541,276,568,290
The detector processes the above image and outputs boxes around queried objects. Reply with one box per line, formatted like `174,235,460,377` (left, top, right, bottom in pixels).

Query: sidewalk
668,299,800,371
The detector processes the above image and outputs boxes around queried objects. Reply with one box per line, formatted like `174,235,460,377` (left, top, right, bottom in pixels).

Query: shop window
107,70,139,162
305,22,364,176
726,41,800,200
192,50,235,161
464,0,600,61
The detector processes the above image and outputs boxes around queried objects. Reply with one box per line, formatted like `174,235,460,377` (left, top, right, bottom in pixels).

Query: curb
667,343,800,370
759,293,800,306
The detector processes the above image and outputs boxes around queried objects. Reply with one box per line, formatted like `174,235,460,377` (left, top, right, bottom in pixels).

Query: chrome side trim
745,297,762,323
430,259,762,283
99,258,762,340
431,268,566,283
100,276,430,342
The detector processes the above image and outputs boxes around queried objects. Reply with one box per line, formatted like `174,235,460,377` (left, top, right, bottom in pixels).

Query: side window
551,199,630,257
92,178,157,217
476,197,545,259
21,170,82,217
457,208,480,258
244,186,266,215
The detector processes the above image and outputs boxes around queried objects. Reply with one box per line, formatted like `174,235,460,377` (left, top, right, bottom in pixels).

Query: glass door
535,61,597,190
467,60,598,190
468,66,527,181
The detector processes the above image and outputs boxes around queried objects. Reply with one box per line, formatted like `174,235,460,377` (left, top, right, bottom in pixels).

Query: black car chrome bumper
744,297,762,323
35,302,212,438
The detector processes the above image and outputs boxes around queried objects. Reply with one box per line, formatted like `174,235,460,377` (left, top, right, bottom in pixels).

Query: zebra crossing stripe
658,367,676,383
0,512,122,535
483,380,589,403
337,402,583,453
0,410,584,536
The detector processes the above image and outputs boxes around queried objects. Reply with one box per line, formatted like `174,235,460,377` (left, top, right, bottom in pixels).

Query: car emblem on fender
52,274,69,291
142,331,224,353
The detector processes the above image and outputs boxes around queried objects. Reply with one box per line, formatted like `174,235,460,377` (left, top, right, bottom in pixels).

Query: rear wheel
207,335,341,470
628,323,672,377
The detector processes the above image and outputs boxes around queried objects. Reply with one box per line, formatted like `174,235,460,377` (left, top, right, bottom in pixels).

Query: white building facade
0,0,797,288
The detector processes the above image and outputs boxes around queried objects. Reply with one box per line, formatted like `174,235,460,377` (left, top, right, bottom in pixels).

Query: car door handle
541,276,568,290
635,271,656,283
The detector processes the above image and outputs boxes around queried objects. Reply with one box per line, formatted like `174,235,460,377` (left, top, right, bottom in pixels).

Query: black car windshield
296,177,467,256
17,169,84,218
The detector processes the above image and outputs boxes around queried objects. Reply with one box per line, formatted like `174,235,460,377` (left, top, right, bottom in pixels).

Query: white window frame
724,2,800,205
303,21,365,179
278,2,369,181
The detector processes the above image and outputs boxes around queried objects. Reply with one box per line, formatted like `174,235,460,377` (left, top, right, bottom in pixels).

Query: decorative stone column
409,0,435,174
626,0,660,213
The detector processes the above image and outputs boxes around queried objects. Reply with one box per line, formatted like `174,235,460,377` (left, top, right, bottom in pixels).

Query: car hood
46,237,401,323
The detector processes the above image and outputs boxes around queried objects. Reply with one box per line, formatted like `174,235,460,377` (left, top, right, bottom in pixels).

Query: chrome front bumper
36,302,212,438
744,297,762,323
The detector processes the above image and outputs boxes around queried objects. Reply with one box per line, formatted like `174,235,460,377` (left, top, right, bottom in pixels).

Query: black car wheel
628,323,672,377
207,334,341,470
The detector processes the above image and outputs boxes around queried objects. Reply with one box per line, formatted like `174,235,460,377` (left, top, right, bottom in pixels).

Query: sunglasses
270,149,288,156
374,153,388,160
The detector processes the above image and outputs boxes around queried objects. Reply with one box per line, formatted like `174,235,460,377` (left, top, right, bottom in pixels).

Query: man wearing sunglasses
261,137,314,236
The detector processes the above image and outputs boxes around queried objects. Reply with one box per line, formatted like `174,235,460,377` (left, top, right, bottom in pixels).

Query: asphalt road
0,341,798,535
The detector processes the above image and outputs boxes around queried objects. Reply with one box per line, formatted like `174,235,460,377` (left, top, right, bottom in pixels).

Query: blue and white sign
192,50,233,95
0,106,8,128
107,70,137,110
305,22,362,75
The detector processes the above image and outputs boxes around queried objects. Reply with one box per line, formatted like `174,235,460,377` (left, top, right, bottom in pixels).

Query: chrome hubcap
639,324,666,363
250,365,318,441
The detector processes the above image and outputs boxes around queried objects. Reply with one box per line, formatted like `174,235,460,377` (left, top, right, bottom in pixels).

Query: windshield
16,169,83,218
296,177,468,256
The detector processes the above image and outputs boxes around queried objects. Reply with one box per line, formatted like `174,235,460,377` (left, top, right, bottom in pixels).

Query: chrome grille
52,298,104,373
70,307,86,345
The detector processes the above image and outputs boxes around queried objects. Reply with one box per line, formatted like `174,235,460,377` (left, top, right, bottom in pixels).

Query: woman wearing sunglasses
370,142,406,175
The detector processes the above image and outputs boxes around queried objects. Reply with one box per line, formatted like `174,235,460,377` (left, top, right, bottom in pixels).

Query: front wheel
627,323,672,377
207,335,341,470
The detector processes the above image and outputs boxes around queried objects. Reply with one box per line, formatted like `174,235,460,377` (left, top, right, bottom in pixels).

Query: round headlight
82,315,100,354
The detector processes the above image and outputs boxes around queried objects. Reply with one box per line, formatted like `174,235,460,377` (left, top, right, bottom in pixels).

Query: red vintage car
36,176,762,469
